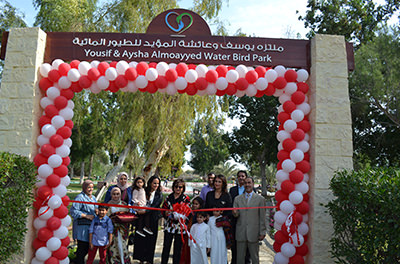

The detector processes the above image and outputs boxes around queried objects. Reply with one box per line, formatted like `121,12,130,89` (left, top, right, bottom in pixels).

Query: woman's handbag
110,211,137,223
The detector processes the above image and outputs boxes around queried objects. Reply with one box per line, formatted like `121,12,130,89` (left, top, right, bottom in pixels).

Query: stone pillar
307,34,353,263
0,27,47,263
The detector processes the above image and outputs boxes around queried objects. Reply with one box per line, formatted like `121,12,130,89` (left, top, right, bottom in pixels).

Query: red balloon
281,223,296,236
78,75,92,89
186,84,197,96
46,174,61,188
33,197,44,209
296,160,310,173
47,216,62,231
225,84,237,95
273,76,287,89
61,236,70,247
70,82,83,93
277,150,290,161
255,66,266,77
303,152,310,162
291,91,305,104
39,78,53,92
177,88,186,94
281,180,295,194
62,156,70,166
289,170,304,184
87,68,101,81
295,212,303,224
215,89,225,96
296,201,309,214
97,61,110,75
34,154,48,167
110,61,117,68
45,105,59,118
273,242,282,252
155,76,168,89
282,138,296,152
107,81,119,93
264,83,275,96
54,165,68,177
291,129,305,142
58,63,71,76
70,60,80,69
277,160,282,170
278,123,284,131
297,120,311,133
149,62,157,68
53,205,68,218
146,82,158,94
38,227,53,242
64,120,74,129
297,82,309,94
283,101,296,113
115,75,128,88
195,77,208,90
48,70,61,83
57,126,72,139
33,238,46,250
49,134,64,148
125,67,138,81
205,70,218,83
41,144,56,157
60,88,74,100
175,63,188,77
62,195,70,207
39,116,51,128
216,65,228,77
284,69,297,82
54,96,68,110
303,193,309,202
45,257,59,264
165,68,178,82
296,243,309,256
289,255,305,264
236,78,249,91
277,112,290,124
52,246,69,260
37,185,53,200
245,70,258,84
255,90,264,97
275,190,288,204
274,230,288,245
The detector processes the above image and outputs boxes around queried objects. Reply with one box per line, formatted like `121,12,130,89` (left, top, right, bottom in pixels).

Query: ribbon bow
172,202,196,245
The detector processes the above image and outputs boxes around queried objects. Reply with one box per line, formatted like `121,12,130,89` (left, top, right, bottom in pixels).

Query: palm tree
212,161,240,181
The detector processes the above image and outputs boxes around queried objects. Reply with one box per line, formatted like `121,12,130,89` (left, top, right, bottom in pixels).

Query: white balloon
67,68,80,82
303,173,309,182
97,76,110,90
196,89,208,96
40,97,53,109
60,175,71,186
291,109,305,122
38,164,53,178
90,60,100,68
277,142,283,151
277,130,291,142
126,81,138,92
90,83,101,94
105,67,118,81
48,195,62,209
46,87,61,100
146,68,158,82
278,104,284,113
273,88,284,97
78,61,91,75
37,135,50,146
51,59,64,69
35,246,52,261
53,184,67,197
295,182,309,194
274,221,283,231
38,207,53,220
31,257,44,264
298,222,309,236
274,65,286,77
297,140,310,153
278,93,291,104
58,76,71,89
64,138,72,148
235,90,246,97
184,69,198,83
135,75,148,89
168,62,177,69
56,145,70,157
255,77,268,91
215,77,228,90
276,170,289,182
59,108,74,120
274,252,289,264
281,242,296,258
36,177,46,187
129,61,138,67
175,77,187,90
59,257,70,264
291,233,304,247
245,84,257,97
51,115,65,129
274,211,288,224
207,65,216,71
195,64,208,77
48,154,63,168
205,84,217,95
46,237,61,251
302,213,309,222
236,65,248,78
297,102,311,115
156,62,169,75
226,70,239,83
116,60,129,75
284,82,297,95
53,225,68,239
61,215,72,227
41,124,57,138
67,100,75,109
40,63,52,77
280,200,295,214
283,119,297,132
290,149,304,163
265,69,278,83
166,84,177,95
282,159,296,173
33,217,47,230
297,69,309,82
289,190,303,205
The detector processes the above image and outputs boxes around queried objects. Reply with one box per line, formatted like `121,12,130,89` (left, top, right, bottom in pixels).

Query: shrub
327,168,400,264
0,152,37,263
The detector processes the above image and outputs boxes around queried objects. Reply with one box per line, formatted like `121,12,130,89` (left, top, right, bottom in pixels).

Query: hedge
327,168,400,263
0,152,37,263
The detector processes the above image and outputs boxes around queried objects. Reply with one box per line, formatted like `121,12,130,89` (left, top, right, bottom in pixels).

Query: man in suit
233,177,267,264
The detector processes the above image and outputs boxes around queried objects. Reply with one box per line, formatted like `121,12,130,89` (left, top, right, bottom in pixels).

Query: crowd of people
70,170,267,264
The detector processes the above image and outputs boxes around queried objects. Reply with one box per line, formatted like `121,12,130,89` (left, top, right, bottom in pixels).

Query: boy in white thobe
189,212,210,264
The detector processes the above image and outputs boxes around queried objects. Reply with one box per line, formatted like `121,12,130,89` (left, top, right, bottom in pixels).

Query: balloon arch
31,59,311,264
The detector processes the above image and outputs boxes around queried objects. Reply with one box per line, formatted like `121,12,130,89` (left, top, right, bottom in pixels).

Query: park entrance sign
0,8,354,264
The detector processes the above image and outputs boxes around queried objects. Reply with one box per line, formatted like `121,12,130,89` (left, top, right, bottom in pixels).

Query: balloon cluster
35,59,310,263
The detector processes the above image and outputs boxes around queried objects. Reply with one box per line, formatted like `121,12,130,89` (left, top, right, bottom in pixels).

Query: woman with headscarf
107,187,131,264
70,180,98,264
104,172,132,205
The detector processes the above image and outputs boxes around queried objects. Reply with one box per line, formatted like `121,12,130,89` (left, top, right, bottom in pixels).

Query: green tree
211,161,239,180
225,95,279,195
